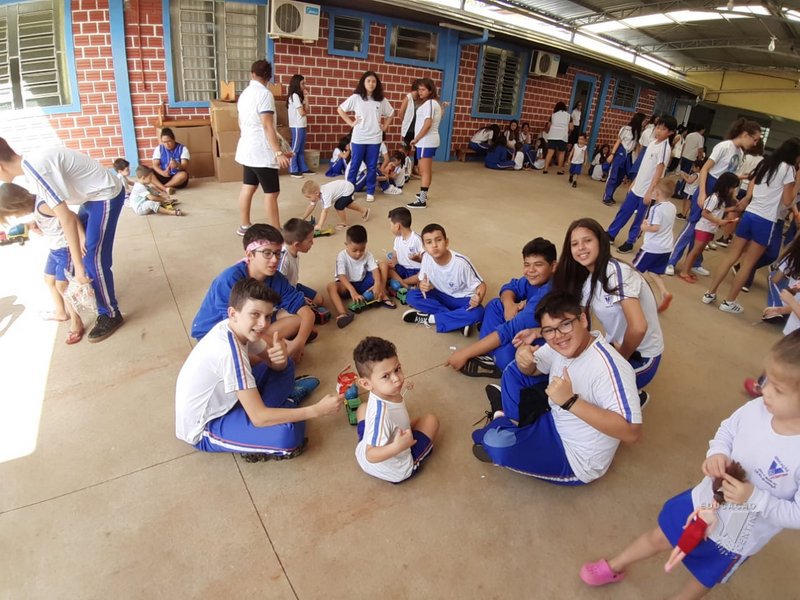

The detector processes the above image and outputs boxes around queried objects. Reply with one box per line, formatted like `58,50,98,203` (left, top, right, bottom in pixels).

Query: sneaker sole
242,438,309,462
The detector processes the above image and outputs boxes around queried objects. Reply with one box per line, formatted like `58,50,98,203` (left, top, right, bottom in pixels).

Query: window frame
610,78,639,112
0,0,80,115
382,17,442,69
162,0,272,109
326,7,369,59
471,41,529,120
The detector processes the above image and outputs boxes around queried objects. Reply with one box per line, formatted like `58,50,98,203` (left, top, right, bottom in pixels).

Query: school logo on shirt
755,456,789,488
725,154,741,174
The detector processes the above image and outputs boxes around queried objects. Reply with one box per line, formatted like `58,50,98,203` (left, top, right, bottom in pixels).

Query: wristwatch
561,394,579,411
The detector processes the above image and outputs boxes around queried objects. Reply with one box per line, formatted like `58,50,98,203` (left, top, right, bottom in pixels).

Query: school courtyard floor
0,161,794,599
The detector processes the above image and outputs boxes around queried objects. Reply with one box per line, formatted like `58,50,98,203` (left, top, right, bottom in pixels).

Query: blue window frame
471,42,529,120
327,7,369,59
610,78,639,112
0,0,80,115
383,17,442,69
568,73,597,133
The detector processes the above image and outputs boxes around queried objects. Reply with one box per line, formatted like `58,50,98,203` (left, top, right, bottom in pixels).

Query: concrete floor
1,162,795,599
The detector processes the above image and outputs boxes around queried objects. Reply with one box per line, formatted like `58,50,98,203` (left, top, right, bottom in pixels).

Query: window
612,79,638,111
476,46,523,117
653,90,675,115
168,0,267,104
0,0,71,111
388,25,438,64
330,14,366,56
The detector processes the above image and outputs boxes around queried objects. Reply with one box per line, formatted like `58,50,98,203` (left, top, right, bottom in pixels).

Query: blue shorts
393,264,420,280
296,282,317,301
415,147,436,159
569,163,582,176
658,489,748,588
343,272,375,295
357,420,434,481
736,212,774,247
632,250,670,275
44,247,72,282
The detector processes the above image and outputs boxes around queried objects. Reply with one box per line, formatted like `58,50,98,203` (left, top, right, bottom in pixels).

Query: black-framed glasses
541,317,579,340
253,249,284,260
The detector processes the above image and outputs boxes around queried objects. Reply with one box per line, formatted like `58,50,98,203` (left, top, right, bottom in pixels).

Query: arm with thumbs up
418,273,433,298
266,331,289,370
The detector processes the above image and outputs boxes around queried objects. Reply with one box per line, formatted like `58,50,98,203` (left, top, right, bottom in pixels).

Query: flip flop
579,559,625,586
380,299,396,309
65,328,84,345
40,311,69,322
678,273,697,283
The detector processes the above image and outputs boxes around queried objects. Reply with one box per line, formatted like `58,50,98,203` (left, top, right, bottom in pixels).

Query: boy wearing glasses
472,291,642,486
191,224,317,365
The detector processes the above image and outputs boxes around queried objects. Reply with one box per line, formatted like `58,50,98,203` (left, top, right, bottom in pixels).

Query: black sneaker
485,384,502,413
762,313,786,324
571,181,577,188
406,199,427,209
602,198,616,206
568,174,574,183
472,443,493,463
616,242,634,254
88,312,124,343
461,356,501,378
402,309,431,325
241,438,308,462
639,390,650,410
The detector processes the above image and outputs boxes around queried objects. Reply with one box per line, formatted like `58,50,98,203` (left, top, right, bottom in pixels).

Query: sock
427,314,436,324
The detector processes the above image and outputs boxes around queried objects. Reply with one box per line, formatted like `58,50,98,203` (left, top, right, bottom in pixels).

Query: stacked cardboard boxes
157,124,214,178
210,100,240,182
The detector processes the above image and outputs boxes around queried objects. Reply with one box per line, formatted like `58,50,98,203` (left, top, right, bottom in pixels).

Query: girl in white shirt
397,79,422,174
603,112,645,204
542,101,572,175
505,119,521,150
337,71,394,203
286,74,311,177
407,78,443,209
567,101,582,148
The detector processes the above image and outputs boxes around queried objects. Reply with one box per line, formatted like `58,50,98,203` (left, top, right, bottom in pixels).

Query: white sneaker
665,265,675,276
701,292,716,304
720,300,744,314
366,194,375,203
384,185,403,195
692,266,710,277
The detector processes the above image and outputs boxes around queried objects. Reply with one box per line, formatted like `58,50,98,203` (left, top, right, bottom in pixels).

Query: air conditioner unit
531,51,560,77
269,0,320,41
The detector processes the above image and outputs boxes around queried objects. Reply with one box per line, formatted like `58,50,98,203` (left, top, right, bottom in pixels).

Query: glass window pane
332,15,363,53
390,25,437,63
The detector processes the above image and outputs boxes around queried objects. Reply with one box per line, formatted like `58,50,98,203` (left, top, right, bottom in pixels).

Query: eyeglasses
253,248,284,260
540,317,579,340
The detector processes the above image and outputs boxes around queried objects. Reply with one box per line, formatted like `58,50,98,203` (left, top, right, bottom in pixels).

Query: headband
246,239,272,254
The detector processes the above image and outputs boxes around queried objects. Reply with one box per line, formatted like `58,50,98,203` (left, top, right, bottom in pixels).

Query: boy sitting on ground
381,206,423,289
353,336,439,483
445,237,557,377
403,223,486,336
327,225,394,329
300,179,369,232
176,278,340,461
279,217,325,308
377,150,408,195
129,165,183,216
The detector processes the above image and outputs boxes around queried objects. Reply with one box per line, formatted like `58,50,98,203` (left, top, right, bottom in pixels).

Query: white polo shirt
618,126,636,153
287,93,307,128
638,123,654,147
707,140,743,179
747,162,795,222
681,131,704,161
21,146,122,208
393,230,424,269
414,99,442,149
175,319,266,445
319,179,354,209
335,249,378,283
641,200,676,253
631,138,671,198
355,392,415,483
581,259,664,358
533,332,641,483
418,250,483,298
235,79,278,168
339,94,394,145
696,194,726,234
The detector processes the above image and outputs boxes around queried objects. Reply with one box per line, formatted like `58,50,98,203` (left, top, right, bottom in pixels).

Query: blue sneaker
288,375,320,404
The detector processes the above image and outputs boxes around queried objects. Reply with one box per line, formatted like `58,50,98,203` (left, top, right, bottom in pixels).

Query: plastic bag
63,270,97,314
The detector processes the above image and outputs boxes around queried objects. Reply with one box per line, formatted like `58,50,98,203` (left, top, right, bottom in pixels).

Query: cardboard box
210,99,239,133
155,124,213,155
304,149,320,169
190,152,214,178
214,155,241,183
274,96,289,129
215,131,239,156
267,82,282,97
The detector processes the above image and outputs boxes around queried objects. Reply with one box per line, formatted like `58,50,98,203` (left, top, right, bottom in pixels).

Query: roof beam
567,1,715,27
640,38,774,52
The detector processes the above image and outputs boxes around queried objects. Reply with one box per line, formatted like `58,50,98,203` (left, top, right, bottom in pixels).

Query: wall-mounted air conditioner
269,0,320,41
531,51,560,77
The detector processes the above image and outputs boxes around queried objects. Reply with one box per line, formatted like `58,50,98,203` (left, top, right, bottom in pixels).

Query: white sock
427,314,436,324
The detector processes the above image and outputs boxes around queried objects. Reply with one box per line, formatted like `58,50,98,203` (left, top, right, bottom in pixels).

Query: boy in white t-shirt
301,179,369,231
279,218,325,308
175,278,340,460
567,134,588,188
353,336,439,483
128,166,183,216
403,223,486,336
633,177,678,312
383,206,423,288
327,225,393,329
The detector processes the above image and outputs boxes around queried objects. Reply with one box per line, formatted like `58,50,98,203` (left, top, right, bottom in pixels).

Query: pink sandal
579,559,625,586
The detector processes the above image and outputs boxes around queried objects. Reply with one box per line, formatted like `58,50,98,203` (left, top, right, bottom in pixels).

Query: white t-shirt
681,131,704,161
548,111,570,142
784,291,800,336
571,108,581,127
684,172,700,196
571,144,587,165
34,198,66,250
618,126,636,153
533,332,641,483
708,140,743,179
400,92,416,137
331,147,345,164
581,259,664,358
319,179,354,209
513,151,524,170
175,319,266,445
235,79,278,168
471,129,493,144
671,134,683,159
393,230,424,269
418,251,483,298
691,398,800,557
21,147,122,208
339,94,394,145
414,99,441,149
738,154,763,191
631,138,671,198
287,93,307,128
638,123,654,147
128,182,152,211
278,245,300,287
747,162,796,222
335,248,378,283
696,193,726,234
641,201,676,253
355,392,415,483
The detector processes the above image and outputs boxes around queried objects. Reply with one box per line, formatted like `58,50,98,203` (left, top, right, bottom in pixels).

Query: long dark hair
418,77,438,100
753,137,800,187
553,101,567,114
628,113,646,140
553,218,617,300
778,233,800,280
726,117,762,141
711,172,741,207
507,119,519,142
286,74,305,107
355,70,384,101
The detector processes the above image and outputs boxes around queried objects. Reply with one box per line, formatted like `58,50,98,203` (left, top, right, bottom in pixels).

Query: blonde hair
0,182,36,225
301,180,320,196
769,330,800,385
654,176,677,198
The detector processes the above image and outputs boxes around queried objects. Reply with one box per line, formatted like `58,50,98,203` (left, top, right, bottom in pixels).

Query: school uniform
354,142,387,192
326,147,348,177
128,182,161,216
335,249,379,295
236,79,280,193
407,251,485,332
35,198,72,283
695,194,726,243
603,125,637,202
473,332,640,484
175,319,302,456
278,246,316,302
414,99,441,160
547,110,570,152
22,146,125,318
392,230,424,280
469,129,493,154
316,179,355,212
355,391,433,483
288,92,310,175
607,138,671,246
339,94,393,195
674,131,704,196
627,123,654,179
738,162,795,247
400,92,417,147
569,144,587,176
633,200,676,275
484,144,515,170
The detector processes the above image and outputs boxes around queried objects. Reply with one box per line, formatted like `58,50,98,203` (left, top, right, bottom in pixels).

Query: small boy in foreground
353,336,439,483
301,179,369,231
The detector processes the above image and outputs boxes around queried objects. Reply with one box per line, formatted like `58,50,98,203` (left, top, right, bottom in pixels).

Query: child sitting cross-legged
129,165,183,216
377,150,408,195
301,179,369,231
279,217,325,308
353,336,439,483
403,223,486,336
327,225,394,329
381,206,423,290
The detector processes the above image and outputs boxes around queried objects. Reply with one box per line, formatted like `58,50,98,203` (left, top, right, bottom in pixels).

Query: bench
456,146,477,162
